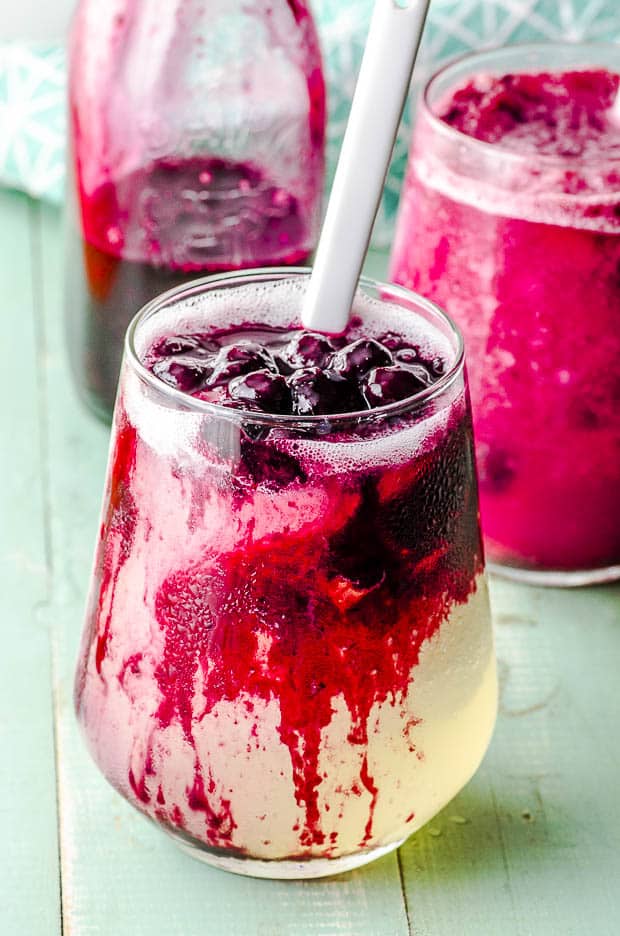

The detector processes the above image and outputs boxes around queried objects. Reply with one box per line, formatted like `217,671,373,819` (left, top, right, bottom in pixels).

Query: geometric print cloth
0,43,66,203
1,1,620,246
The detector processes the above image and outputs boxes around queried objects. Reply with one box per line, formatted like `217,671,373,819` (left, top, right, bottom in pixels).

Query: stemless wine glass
75,269,497,879
390,43,620,586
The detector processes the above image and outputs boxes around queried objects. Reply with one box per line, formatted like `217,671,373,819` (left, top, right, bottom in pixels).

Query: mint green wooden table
2,187,619,936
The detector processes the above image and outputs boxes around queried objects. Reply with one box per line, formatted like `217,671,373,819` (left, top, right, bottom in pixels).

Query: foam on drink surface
415,68,620,232
127,276,458,473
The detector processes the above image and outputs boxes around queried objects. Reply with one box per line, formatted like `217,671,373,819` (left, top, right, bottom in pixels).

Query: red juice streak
128,767,150,805
117,652,143,687
359,755,379,846
187,768,236,841
94,417,138,674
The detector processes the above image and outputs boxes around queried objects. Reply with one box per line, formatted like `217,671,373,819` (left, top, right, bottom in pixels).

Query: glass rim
422,40,620,169
125,267,465,427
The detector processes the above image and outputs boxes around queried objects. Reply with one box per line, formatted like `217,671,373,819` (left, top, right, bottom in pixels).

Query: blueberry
208,341,277,387
228,369,292,414
430,356,447,378
395,348,441,381
330,339,392,379
152,356,211,392
362,365,429,408
272,354,295,376
394,347,421,365
282,331,335,369
378,331,406,352
288,367,366,416
156,334,219,356
156,334,201,356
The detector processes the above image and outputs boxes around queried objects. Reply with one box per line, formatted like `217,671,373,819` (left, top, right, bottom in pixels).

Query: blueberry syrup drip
146,325,442,416
74,418,138,726
89,401,483,855
94,419,138,675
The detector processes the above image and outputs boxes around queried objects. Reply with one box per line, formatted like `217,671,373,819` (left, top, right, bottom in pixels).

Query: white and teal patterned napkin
0,43,66,202
2,1,620,245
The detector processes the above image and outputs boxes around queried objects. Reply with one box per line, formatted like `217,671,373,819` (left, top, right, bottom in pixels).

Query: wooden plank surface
0,192,61,933
399,579,620,936
1,186,619,935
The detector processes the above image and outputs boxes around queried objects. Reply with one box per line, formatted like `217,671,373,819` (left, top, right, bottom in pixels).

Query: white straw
302,0,430,333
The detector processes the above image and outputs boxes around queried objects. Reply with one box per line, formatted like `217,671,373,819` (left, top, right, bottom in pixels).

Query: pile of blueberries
150,329,445,416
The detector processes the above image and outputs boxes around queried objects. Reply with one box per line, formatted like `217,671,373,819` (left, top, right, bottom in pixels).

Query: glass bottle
66,0,326,419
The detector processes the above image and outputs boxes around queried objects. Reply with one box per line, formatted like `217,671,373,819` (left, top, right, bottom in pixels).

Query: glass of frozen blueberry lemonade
75,268,497,879
391,43,620,585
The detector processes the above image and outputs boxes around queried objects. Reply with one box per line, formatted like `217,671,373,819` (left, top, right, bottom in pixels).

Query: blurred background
0,1,74,39
3,0,620,245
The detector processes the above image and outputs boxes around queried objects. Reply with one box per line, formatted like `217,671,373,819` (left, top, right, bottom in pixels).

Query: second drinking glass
391,43,620,585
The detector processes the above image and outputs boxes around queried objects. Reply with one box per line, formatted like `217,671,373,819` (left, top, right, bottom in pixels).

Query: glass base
488,559,620,588
165,826,406,879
